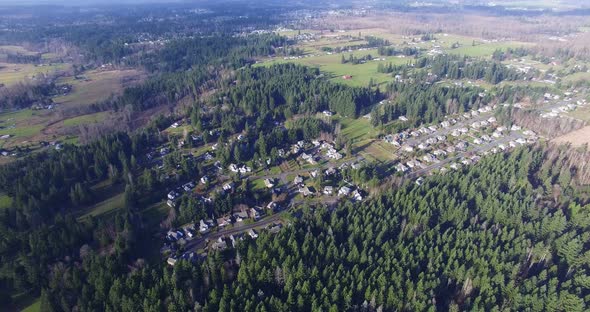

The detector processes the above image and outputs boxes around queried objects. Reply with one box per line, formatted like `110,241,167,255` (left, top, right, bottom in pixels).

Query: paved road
183,212,285,252
405,110,496,146
250,155,364,184
407,132,524,178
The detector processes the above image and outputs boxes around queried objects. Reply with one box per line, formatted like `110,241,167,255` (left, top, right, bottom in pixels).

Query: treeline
141,34,287,72
0,81,63,109
340,53,375,65
415,54,529,84
4,53,41,64
377,46,419,57
373,82,488,127
492,47,529,61
224,64,378,119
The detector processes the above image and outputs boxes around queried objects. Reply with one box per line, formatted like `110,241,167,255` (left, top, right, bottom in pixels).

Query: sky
0,0,187,4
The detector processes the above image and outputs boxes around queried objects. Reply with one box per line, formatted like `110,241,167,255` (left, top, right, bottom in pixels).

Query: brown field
54,69,146,107
552,126,590,147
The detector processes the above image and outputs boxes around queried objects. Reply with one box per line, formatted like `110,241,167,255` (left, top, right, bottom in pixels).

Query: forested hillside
33,146,590,311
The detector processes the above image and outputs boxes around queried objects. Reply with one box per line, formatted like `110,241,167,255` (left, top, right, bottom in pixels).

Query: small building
248,229,259,239
167,257,177,266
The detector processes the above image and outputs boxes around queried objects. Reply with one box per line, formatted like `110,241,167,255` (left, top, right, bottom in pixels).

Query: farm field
0,109,49,147
448,41,532,57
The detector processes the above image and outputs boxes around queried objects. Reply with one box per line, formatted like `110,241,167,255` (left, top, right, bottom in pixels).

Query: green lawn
0,193,13,209
337,116,378,142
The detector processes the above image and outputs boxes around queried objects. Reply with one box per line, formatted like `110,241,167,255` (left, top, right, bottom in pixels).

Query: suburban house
267,201,278,211
298,186,313,197
223,182,234,192
395,163,408,172
352,190,363,202
199,220,211,233
323,186,334,195
211,237,227,251
233,211,249,223
339,186,351,196
217,217,231,227
167,191,180,200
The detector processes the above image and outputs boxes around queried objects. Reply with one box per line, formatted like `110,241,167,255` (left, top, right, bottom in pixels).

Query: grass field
260,50,408,87
449,41,532,58
566,105,590,122
0,63,69,86
80,191,124,219
54,69,145,107
337,116,378,142
78,180,125,219
0,45,38,56
142,201,169,228
563,71,590,83
0,110,48,147
62,112,109,127
21,299,41,312
359,140,397,163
